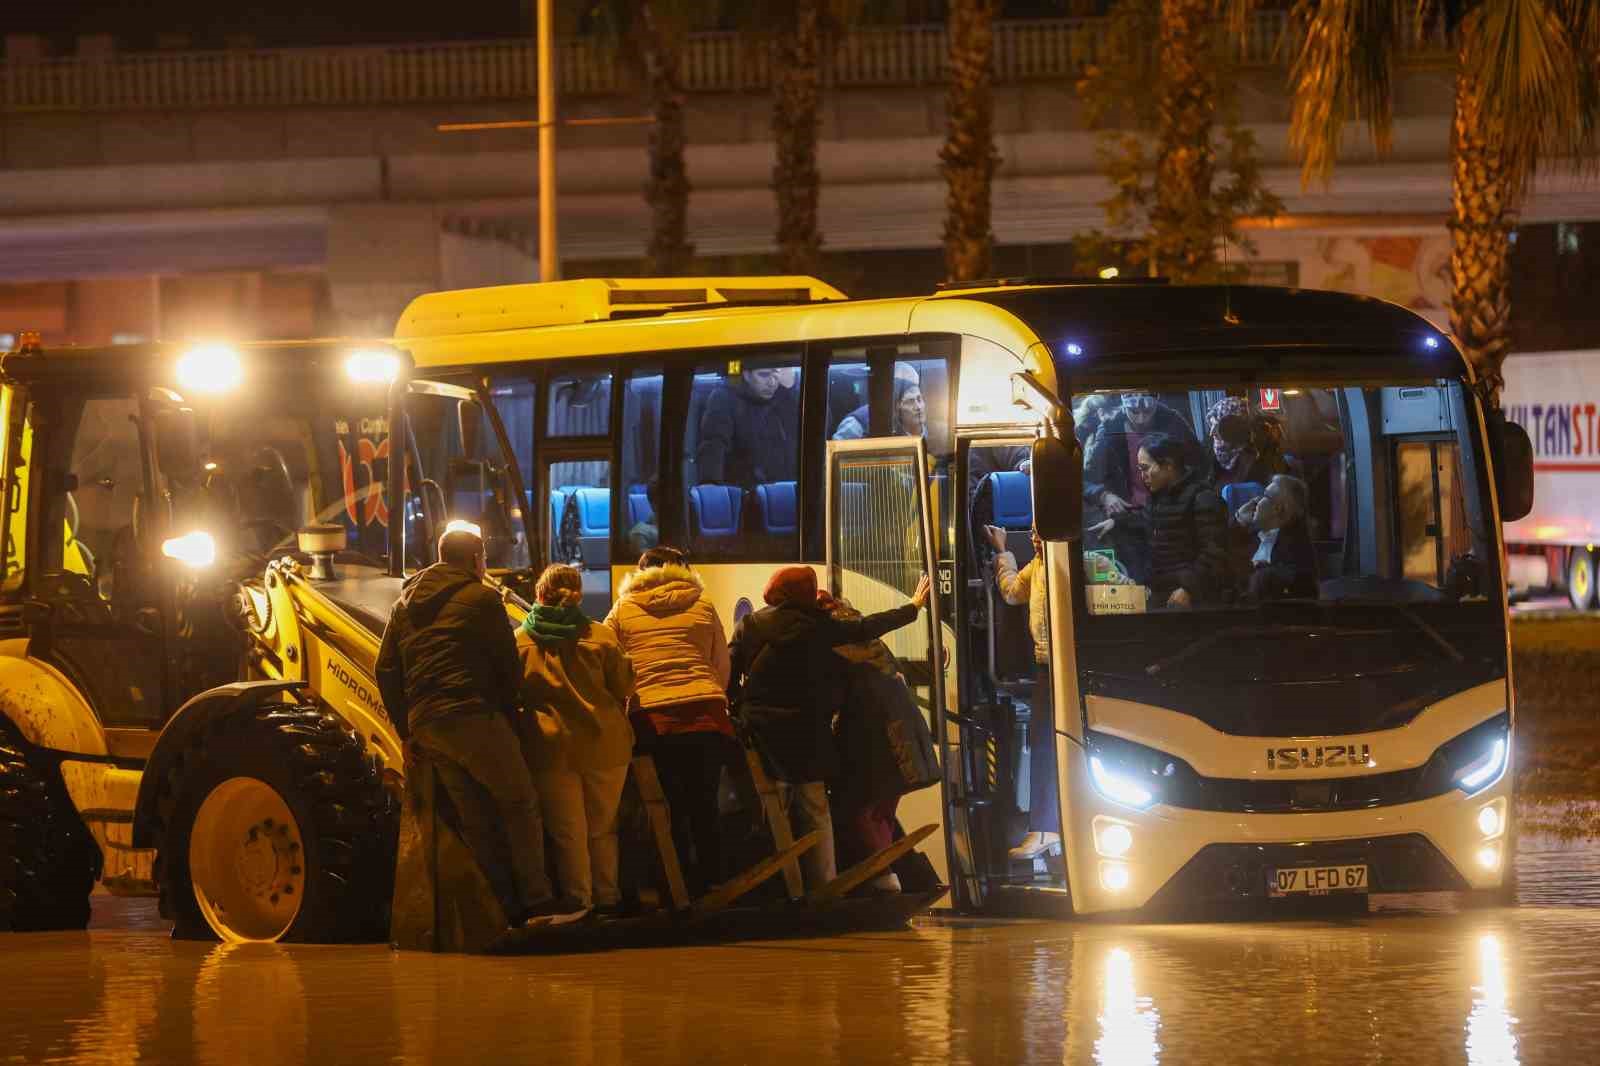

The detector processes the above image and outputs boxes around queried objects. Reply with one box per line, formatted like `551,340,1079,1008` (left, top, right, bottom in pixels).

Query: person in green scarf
515,564,635,917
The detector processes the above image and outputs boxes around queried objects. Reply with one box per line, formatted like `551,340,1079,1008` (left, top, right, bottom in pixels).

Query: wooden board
744,748,805,898
694,831,821,915
630,754,689,910
806,823,939,907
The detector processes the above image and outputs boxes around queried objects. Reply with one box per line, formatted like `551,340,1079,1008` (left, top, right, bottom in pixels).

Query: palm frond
1286,0,1412,187
1461,0,1596,196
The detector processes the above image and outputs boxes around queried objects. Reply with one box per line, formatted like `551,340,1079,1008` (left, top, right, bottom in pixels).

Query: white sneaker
520,898,591,929
1009,831,1062,861
866,871,902,894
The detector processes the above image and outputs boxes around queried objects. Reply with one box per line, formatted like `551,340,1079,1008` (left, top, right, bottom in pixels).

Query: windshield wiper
1334,597,1466,664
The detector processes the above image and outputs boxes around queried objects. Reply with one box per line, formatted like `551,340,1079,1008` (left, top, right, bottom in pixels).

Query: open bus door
824,437,951,894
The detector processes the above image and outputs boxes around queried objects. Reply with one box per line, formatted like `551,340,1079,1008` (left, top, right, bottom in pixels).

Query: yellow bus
395,275,1533,918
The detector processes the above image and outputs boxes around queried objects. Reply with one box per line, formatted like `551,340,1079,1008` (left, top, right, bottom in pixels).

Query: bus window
546,371,611,437
683,352,802,561
620,371,663,562
824,339,955,458
548,457,614,618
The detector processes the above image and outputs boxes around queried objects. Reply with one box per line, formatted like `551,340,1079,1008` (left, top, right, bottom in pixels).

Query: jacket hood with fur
617,563,705,615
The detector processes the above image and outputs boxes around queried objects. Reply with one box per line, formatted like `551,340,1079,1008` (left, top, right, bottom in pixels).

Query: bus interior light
1457,737,1508,794
1089,756,1155,810
444,519,483,539
176,343,243,394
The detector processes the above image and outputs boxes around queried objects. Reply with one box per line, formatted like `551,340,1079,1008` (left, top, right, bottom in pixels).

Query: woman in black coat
1091,434,1231,608
728,566,931,889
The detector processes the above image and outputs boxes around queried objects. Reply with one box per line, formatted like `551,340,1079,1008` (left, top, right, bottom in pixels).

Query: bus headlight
1456,738,1508,794
162,530,216,568
1100,861,1131,892
1417,713,1510,798
1089,757,1155,810
1094,818,1134,858
1085,731,1173,811
176,343,243,394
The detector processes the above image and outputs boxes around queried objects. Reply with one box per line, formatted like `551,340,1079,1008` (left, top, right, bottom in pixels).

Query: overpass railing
0,13,1447,113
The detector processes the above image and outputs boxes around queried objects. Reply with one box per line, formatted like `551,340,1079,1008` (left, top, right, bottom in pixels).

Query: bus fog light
1477,805,1501,838
1476,844,1501,871
1100,861,1131,893
1094,820,1133,858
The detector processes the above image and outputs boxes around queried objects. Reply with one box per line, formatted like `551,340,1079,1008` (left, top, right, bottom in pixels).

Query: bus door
824,437,950,891
950,431,1065,910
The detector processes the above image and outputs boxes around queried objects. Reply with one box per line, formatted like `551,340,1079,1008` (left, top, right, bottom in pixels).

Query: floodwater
5,836,1600,1066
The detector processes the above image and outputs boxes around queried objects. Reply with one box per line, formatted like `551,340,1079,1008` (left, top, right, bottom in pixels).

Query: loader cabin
0,335,494,723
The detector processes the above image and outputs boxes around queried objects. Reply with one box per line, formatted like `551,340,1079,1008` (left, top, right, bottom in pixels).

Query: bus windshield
1055,380,1507,708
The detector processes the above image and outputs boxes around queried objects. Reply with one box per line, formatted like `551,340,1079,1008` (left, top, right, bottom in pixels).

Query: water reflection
1096,947,1161,1066
1466,934,1519,1066
194,943,308,1066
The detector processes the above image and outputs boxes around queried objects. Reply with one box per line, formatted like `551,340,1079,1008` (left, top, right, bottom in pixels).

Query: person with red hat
728,566,932,889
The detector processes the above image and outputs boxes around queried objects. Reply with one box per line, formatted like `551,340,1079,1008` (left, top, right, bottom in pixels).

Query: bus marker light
346,348,400,385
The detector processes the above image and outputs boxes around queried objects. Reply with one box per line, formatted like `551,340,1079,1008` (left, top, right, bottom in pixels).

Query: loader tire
0,722,100,932
152,697,397,943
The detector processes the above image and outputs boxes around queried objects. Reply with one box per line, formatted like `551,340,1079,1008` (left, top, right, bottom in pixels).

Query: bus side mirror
1488,410,1534,522
457,398,484,459
1031,436,1083,542
152,406,199,484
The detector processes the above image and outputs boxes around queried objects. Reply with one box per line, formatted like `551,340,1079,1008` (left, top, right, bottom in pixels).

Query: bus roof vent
395,277,847,338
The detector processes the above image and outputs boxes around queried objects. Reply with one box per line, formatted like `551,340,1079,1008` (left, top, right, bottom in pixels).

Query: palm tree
941,0,1004,282
770,0,828,276
1263,0,1600,395
576,0,713,274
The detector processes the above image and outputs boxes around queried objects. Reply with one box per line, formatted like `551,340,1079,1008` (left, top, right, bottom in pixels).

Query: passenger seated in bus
1205,397,1287,489
626,479,660,558
728,565,932,891
695,368,800,489
981,523,1061,861
1237,474,1318,601
1083,391,1195,581
832,363,923,440
1090,434,1229,608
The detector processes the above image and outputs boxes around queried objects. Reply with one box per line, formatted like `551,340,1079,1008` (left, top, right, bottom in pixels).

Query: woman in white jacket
604,547,734,895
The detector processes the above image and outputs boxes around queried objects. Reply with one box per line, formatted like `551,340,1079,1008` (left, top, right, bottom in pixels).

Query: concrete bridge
2,15,1597,342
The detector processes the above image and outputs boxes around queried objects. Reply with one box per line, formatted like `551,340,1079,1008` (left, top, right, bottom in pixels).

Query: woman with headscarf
516,564,635,918
727,566,932,890
1206,396,1287,489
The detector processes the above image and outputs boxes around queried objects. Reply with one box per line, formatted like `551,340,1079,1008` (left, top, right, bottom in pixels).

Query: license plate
1266,864,1368,897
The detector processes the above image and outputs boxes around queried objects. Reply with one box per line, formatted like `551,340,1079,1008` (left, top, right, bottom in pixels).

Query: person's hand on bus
1103,491,1131,516
984,524,1009,552
1088,518,1115,539
1167,587,1192,609
911,574,932,609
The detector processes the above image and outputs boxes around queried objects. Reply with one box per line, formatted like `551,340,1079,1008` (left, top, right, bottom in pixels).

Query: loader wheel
153,698,397,943
0,723,100,932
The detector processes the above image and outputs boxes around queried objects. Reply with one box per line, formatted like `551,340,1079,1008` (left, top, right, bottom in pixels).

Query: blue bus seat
754,481,798,536
1220,481,1265,516
628,484,655,527
690,484,743,542
988,470,1033,529
571,487,610,570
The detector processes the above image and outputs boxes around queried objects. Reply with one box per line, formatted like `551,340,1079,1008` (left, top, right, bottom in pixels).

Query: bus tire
0,724,100,932
1567,548,1597,610
152,698,397,943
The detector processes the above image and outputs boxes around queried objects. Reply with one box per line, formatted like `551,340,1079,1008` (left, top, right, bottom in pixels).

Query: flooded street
4,835,1598,1065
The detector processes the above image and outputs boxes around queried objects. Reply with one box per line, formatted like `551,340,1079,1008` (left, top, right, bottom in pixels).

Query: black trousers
652,732,735,895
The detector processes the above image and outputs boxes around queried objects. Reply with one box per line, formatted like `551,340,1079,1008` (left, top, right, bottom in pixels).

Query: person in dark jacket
1083,392,1196,583
696,368,800,489
1091,434,1230,608
1206,399,1288,490
728,566,931,890
375,525,584,929
1237,474,1319,601
821,591,941,894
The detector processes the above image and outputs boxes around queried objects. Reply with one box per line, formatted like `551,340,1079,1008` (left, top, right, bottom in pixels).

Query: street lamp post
537,0,559,280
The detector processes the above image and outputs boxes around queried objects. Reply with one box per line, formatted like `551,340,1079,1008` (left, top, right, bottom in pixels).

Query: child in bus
605,546,736,897
728,566,932,890
516,564,636,918
984,524,1059,862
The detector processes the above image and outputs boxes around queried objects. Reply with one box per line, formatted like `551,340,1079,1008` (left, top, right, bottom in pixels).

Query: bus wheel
1568,548,1597,611
0,724,100,932
154,699,397,943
